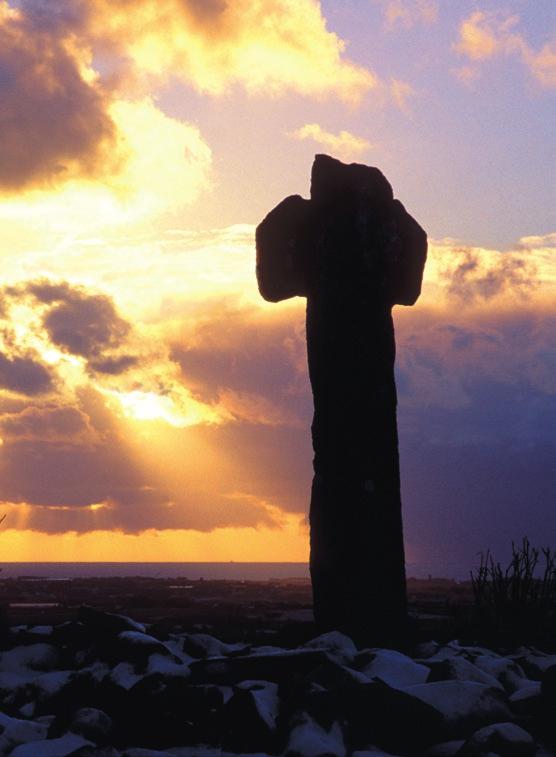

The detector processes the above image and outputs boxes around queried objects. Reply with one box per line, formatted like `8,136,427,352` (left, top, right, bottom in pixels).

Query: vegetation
469,537,556,645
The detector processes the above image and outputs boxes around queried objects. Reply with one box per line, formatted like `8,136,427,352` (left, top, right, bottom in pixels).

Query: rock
182,633,250,659
458,722,535,756
541,663,556,703
114,631,180,667
345,680,445,752
516,652,556,680
222,680,280,753
403,681,512,738
0,711,48,750
0,643,61,675
68,748,121,756
471,655,528,693
285,712,345,757
426,657,503,690
509,682,542,715
69,707,113,743
421,740,465,756
78,606,146,635
10,732,92,757
303,632,358,664
189,648,330,685
357,649,430,688
119,675,224,748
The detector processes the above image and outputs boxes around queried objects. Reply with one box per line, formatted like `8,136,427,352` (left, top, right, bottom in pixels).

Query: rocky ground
0,603,555,756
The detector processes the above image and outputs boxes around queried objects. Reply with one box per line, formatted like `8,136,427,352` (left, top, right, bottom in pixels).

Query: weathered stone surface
509,682,541,715
458,721,535,756
221,680,280,753
345,679,445,752
69,707,113,743
189,648,330,685
358,649,430,688
471,654,528,693
77,606,146,636
182,633,250,659
284,712,345,757
256,154,427,644
404,681,512,738
303,631,358,664
426,657,503,690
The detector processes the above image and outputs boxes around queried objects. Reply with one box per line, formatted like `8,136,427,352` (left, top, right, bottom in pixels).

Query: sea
0,561,457,580
0,562,311,581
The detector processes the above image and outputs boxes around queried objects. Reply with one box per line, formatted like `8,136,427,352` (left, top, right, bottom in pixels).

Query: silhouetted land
0,575,474,645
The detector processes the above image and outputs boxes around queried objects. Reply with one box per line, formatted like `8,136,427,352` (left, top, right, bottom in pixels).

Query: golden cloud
289,123,373,160
379,0,438,29
81,0,377,102
0,0,118,192
454,10,556,88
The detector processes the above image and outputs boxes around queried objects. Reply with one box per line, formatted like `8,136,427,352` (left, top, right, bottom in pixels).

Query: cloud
289,123,372,160
379,0,438,29
81,0,377,103
390,79,415,114
0,404,94,442
0,1,118,193
26,281,131,359
0,352,54,396
454,10,556,88
439,247,538,304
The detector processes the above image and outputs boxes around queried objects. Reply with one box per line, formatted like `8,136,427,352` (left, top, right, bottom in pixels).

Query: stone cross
256,155,427,645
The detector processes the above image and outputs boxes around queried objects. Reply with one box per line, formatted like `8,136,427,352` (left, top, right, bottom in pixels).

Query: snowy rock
70,707,113,742
182,633,250,659
10,732,92,756
0,643,61,675
113,631,180,667
421,740,465,756
471,655,528,693
78,605,146,635
426,657,503,690
346,680,445,752
541,663,556,703
403,681,512,738
509,682,542,715
303,631,358,664
222,680,280,753
108,661,143,691
515,652,556,680
458,721,535,756
0,711,48,750
357,649,430,688
29,625,54,637
189,648,330,685
285,712,345,757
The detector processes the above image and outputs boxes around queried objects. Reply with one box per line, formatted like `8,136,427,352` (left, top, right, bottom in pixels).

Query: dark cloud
0,3,117,192
25,280,131,359
0,404,91,441
443,248,538,302
0,352,54,396
171,301,309,424
88,354,138,375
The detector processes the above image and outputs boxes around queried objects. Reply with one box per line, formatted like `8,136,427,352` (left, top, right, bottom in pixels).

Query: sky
0,0,554,576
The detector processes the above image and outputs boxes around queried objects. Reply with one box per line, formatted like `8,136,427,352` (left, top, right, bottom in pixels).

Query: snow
360,649,430,688
286,713,345,757
10,732,92,756
404,680,511,731
303,631,358,663
236,680,279,730
0,644,60,675
146,653,190,678
109,661,143,690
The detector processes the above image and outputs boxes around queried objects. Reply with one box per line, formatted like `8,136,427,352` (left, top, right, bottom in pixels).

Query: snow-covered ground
0,606,555,756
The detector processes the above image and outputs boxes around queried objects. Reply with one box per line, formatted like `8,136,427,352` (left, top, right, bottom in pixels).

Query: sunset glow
0,0,554,575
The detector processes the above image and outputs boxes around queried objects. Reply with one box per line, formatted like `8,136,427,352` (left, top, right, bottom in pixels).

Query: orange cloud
289,124,373,160
454,10,556,88
379,0,438,29
0,1,118,192
83,0,377,102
